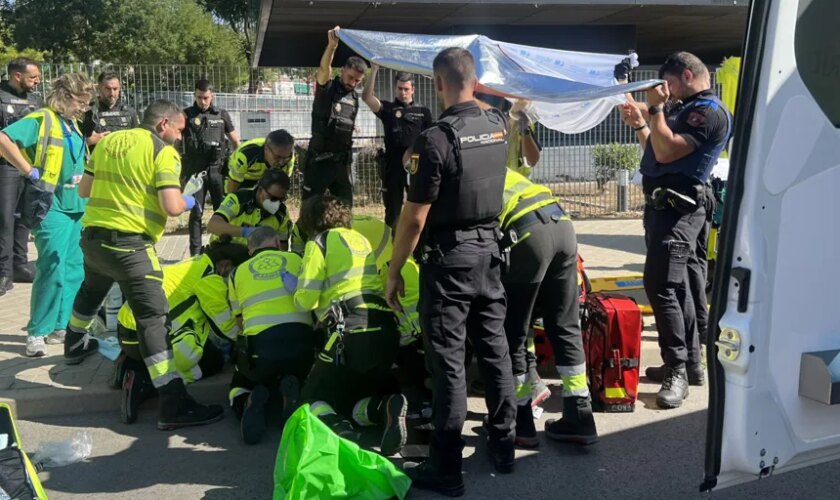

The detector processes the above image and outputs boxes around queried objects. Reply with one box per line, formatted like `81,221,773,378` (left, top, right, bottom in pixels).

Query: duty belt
427,226,500,246
510,203,567,234
342,293,389,311
85,226,152,244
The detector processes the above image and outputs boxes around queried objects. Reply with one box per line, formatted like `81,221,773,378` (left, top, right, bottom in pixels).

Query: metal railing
32,63,721,218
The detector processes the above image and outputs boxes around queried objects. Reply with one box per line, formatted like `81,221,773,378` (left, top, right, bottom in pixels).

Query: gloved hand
240,226,255,238
281,271,298,292
614,57,633,82
27,168,40,181
182,195,196,211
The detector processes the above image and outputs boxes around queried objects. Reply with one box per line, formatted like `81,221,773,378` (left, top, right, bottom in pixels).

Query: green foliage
592,143,641,189
10,0,244,66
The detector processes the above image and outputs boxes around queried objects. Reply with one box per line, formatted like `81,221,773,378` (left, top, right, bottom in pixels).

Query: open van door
703,0,840,492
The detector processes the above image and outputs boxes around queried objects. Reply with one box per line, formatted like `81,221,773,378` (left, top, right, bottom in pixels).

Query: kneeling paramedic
293,195,407,456
228,227,316,445
114,242,249,425
207,169,293,249
290,213,393,271
500,169,598,447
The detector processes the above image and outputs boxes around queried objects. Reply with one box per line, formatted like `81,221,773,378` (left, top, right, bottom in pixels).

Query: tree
199,0,258,91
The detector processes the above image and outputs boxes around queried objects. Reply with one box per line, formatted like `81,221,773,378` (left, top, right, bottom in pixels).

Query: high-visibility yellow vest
291,215,393,270
20,107,75,193
379,258,420,346
499,169,560,229
210,189,293,245
294,227,385,320
229,249,312,336
226,137,296,189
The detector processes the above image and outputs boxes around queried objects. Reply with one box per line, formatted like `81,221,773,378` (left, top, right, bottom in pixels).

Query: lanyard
60,118,85,165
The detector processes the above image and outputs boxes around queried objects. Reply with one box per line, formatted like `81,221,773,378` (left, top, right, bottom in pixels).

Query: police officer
225,129,295,193
302,26,367,207
386,47,516,496
362,64,432,227
0,57,42,291
228,227,315,445
294,195,407,457
80,72,139,151
182,79,240,256
499,169,598,448
116,242,250,425
207,169,293,248
620,52,731,409
66,100,225,430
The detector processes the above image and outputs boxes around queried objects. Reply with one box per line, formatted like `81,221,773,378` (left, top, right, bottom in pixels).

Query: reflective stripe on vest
20,108,71,193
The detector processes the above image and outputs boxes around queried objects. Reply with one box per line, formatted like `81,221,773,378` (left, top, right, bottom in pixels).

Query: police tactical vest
640,93,732,184
90,102,136,134
185,108,227,150
0,86,41,129
311,77,358,151
388,103,427,149
425,110,508,233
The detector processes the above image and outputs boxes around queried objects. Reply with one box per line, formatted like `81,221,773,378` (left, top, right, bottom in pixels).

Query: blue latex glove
241,226,256,238
281,271,298,292
27,168,40,181
182,195,196,210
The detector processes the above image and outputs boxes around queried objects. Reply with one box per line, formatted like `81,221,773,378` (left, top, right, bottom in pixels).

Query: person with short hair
362,65,433,227
225,129,296,193
301,26,367,207
80,71,139,150
0,73,93,357
0,57,42,291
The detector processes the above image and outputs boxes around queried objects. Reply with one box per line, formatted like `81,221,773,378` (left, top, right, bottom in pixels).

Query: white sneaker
25,335,47,357
45,330,66,345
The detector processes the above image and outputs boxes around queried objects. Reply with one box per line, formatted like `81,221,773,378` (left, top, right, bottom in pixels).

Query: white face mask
261,198,281,215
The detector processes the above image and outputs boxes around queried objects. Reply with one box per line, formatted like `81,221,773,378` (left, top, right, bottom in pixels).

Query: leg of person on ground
187,179,208,256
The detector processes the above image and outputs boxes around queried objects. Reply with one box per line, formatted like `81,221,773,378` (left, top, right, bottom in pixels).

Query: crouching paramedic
207,169,293,250
499,169,597,446
114,242,250,425
293,195,407,456
227,227,316,445
290,213,393,271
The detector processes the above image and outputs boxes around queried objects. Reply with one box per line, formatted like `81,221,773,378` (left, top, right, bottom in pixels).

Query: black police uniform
80,99,139,151
181,104,236,256
0,81,42,286
640,90,731,378
408,101,516,476
374,100,432,227
302,76,358,207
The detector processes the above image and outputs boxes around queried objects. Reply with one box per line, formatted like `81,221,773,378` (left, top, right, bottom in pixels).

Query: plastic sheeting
338,29,661,134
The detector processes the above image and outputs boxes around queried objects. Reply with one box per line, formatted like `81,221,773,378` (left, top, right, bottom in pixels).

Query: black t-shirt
667,90,729,153
407,101,507,205
182,104,235,164
375,100,432,166
80,101,139,139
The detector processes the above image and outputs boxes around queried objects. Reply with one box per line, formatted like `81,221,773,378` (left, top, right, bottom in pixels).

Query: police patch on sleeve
408,154,420,175
686,111,707,128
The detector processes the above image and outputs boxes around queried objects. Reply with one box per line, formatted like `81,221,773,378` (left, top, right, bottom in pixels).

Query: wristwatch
648,105,664,116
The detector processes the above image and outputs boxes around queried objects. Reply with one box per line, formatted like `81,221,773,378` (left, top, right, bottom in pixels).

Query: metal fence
34,63,721,218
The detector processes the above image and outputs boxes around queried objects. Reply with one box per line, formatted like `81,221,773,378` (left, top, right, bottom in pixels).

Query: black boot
241,385,269,445
64,328,99,365
109,352,129,390
404,452,464,497
319,413,360,442
545,396,599,445
13,262,35,283
0,276,12,294
280,376,300,423
487,438,515,474
157,378,224,431
656,365,690,409
121,368,156,424
514,403,539,449
646,363,705,386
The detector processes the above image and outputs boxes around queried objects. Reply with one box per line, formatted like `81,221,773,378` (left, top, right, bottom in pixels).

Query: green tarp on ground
273,404,411,499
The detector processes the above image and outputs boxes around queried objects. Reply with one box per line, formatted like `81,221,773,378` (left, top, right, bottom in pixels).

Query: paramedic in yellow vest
293,195,407,456
475,92,541,177
114,242,250,425
225,130,296,193
227,227,315,445
67,100,224,431
500,169,597,447
208,169,294,248
290,213,393,270
0,73,93,358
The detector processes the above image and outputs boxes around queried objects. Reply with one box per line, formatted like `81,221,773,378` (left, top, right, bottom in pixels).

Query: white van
703,0,840,491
